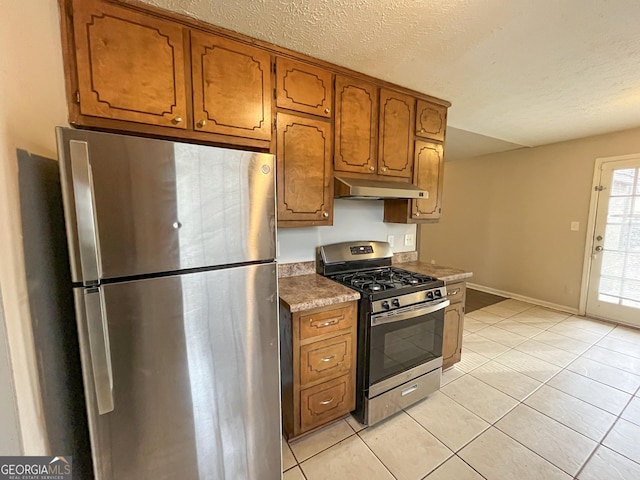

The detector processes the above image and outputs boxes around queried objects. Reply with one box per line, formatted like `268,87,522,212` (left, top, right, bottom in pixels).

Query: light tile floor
282,299,640,480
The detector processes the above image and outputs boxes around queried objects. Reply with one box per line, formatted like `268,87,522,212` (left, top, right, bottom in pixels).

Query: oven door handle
371,299,450,326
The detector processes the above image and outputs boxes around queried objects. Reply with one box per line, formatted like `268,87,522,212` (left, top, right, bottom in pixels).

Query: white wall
0,0,69,453
277,199,417,262
419,126,640,310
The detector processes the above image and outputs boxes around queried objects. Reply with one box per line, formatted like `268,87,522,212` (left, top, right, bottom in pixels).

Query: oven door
368,299,448,389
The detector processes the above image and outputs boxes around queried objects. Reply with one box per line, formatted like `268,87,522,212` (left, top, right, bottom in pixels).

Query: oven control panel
350,245,374,255
371,286,447,313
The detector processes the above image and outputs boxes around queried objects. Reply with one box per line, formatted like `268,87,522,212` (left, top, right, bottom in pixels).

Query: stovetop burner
329,267,439,294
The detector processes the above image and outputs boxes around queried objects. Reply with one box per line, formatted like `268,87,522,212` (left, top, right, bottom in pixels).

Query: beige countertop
396,261,473,283
278,274,360,312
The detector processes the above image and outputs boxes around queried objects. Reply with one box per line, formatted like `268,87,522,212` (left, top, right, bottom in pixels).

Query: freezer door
74,263,281,480
57,127,276,283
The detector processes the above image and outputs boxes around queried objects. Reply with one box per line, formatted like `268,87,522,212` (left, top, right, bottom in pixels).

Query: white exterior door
586,157,640,326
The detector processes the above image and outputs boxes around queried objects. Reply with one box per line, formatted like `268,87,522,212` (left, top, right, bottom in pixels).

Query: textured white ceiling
141,0,640,154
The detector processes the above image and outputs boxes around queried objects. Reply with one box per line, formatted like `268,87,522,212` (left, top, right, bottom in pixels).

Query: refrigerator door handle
69,140,100,285
84,287,114,414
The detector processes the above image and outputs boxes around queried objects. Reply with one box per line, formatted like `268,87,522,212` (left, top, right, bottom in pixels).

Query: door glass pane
603,223,629,250
630,225,640,252
611,169,636,195
627,253,640,280
622,278,640,302
622,298,640,308
598,167,640,307
601,251,624,276
599,276,621,298
607,197,632,221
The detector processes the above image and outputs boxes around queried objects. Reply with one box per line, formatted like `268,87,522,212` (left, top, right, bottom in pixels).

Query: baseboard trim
466,283,579,315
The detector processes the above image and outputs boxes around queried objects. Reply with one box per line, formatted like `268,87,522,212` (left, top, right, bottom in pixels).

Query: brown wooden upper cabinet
276,113,333,227
384,140,444,223
334,75,378,174
416,100,447,143
276,57,333,118
191,31,272,141
71,0,188,129
378,88,415,178
66,0,272,146
412,140,445,219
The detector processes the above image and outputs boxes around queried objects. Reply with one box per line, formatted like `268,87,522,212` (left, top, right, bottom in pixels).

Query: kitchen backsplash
276,199,417,263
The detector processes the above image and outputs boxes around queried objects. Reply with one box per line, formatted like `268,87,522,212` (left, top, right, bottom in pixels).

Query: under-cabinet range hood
334,176,429,200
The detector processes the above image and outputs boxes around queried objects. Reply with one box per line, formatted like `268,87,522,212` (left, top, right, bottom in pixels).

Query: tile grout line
460,317,640,478
354,428,401,480
453,308,640,477
572,383,640,479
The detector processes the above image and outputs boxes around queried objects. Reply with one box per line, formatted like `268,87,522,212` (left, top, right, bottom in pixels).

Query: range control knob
392,299,400,307
382,301,390,310
434,290,442,298
426,291,434,300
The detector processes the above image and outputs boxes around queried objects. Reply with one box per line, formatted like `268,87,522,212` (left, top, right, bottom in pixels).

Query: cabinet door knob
381,167,387,172
172,116,183,124
324,108,330,114
420,128,425,133
369,166,375,171
197,119,207,128
322,212,329,218
415,212,420,216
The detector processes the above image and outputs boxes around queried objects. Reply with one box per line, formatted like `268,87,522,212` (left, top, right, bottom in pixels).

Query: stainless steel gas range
317,241,448,426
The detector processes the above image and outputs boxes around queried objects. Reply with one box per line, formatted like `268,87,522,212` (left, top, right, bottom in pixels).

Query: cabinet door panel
276,58,333,118
191,32,272,140
334,75,378,174
277,113,332,225
416,100,447,142
443,303,463,370
72,0,188,128
378,89,415,178
412,140,444,220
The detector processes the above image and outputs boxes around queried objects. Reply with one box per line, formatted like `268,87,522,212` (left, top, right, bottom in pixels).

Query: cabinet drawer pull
312,318,338,328
401,384,418,396
319,397,335,405
172,116,183,124
320,355,336,363
447,288,460,296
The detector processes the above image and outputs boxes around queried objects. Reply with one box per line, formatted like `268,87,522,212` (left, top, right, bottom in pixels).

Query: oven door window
368,308,444,386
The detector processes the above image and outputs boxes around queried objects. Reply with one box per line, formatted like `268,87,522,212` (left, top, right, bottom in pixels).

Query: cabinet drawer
300,335,352,386
300,374,354,430
299,304,355,341
445,282,466,304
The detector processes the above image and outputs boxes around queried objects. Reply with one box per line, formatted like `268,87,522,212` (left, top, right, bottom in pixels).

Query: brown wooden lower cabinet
280,301,357,440
442,281,466,370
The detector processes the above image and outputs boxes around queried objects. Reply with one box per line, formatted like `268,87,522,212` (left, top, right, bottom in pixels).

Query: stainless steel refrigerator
56,127,281,479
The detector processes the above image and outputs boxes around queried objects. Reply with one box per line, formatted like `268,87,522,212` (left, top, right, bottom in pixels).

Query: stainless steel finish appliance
317,241,447,426
57,127,281,480
334,176,429,200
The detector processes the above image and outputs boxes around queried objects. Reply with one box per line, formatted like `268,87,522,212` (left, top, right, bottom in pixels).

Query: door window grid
599,167,640,307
